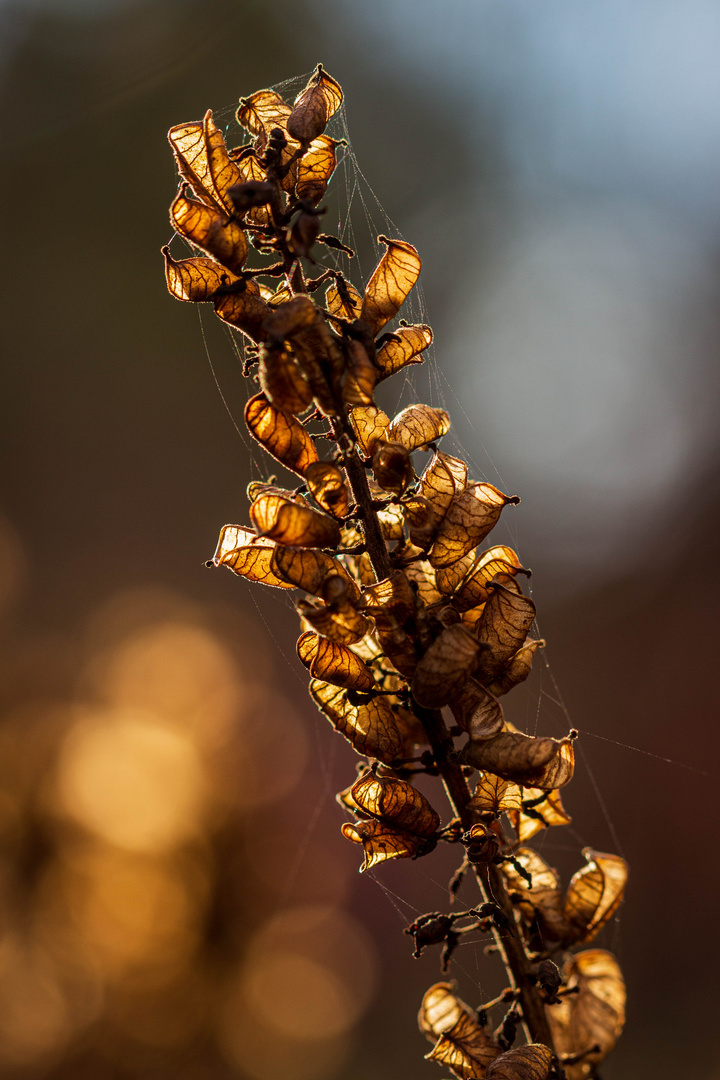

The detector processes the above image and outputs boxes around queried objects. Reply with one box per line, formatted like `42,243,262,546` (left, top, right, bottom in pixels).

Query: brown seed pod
388,403,450,452
371,440,415,495
546,950,626,1080
419,982,501,1079
244,392,318,477
375,323,433,380
162,247,235,302
484,1044,553,1080
168,110,242,214
305,461,350,519
211,525,295,590
412,625,484,709
297,631,376,691
295,134,338,203
258,342,313,414
361,236,422,335
169,192,248,276
430,484,519,569
287,65,343,144
309,679,406,763
250,492,341,548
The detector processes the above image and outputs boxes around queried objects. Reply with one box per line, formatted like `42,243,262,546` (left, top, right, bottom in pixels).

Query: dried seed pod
454,546,529,613
168,110,243,214
509,787,571,842
419,983,501,1079
236,88,292,140
244,392,319,476
263,295,318,338
226,178,275,213
212,525,295,590
350,770,440,836
169,192,248,275
448,679,505,739
486,639,545,697
257,341,313,414
484,1044,553,1080
296,585,369,645
297,631,376,691
214,283,272,343
501,847,568,945
162,247,235,302
341,818,437,872
309,679,406,763
375,323,433,379
402,495,440,550
460,730,574,791
371,440,415,495
349,404,391,457
295,134,338,203
325,278,363,320
288,209,321,257
342,338,377,406
404,560,443,607
412,625,484,709
361,236,422,335
388,403,451,452
228,149,272,225
563,850,628,943
436,550,476,596
272,545,358,598
475,583,536,683
469,771,523,816
546,950,626,1080
250,492,341,548
287,65,343,143
305,461,350,519
430,484,519,569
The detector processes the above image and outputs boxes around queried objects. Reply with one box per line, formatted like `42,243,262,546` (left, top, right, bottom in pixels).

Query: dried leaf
375,323,433,379
258,343,313,414
168,110,243,213
501,847,567,944
469,772,523,816
430,485,519,569
420,984,501,1080
244,392,319,477
169,192,248,275
485,1044,553,1080
341,818,436,871
297,631,375,691
325,278,363,321
305,461,350,519
272,545,358,598
509,787,571,842
236,88,292,139
162,247,235,302
214,283,271,343
388,403,450,452
287,65,343,143
563,850,628,943
296,133,338,203
454,546,529,613
486,639,545,698
250,492,341,548
546,951,626,1080
211,525,294,589
309,679,405,763
342,339,377,406
460,730,574,791
412,625,483,708
349,404,391,457
475,584,536,682
448,679,505,739
350,770,440,835
361,236,422,335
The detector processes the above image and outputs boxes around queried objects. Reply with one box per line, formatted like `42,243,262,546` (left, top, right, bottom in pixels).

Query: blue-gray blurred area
0,1,718,1079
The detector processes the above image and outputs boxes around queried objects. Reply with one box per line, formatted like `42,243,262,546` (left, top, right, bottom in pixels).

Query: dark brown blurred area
1,1,719,1077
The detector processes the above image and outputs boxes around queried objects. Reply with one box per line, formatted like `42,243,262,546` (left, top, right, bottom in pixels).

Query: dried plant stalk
163,65,628,1080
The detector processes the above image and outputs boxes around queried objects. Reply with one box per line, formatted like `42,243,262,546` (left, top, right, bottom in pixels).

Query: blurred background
1,0,719,1076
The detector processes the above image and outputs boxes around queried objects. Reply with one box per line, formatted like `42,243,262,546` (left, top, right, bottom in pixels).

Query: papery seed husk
412,625,484,709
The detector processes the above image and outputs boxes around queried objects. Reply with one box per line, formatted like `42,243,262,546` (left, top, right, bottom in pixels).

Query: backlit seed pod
258,342,313,414
305,461,350,519
484,1044,553,1080
236,88,292,140
244,392,318,476
325,278,363,320
486,638,545,697
263,295,318,338
287,64,343,143
460,730,575,791
412,625,484,709
563,850,628,944
349,770,440,836
546,951,626,1080
272,545,358,598
288,209,321,257
419,982,501,1079
349,404,391,457
361,236,422,335
162,247,236,302
341,818,438,872
168,110,243,214
371,441,415,495
226,178,275,213
508,787,571,842
375,323,433,380
296,590,369,645
448,678,505,739
295,134,338,203
297,631,376,691
430,484,519,569
212,525,295,590
501,848,568,945
468,771,523,816
475,583,536,683
402,495,440,550
453,546,529,612
342,338,377,406
228,149,272,225
214,283,272,343
170,192,248,275
250,492,341,548
388,403,450,452
309,679,406,763
435,550,476,596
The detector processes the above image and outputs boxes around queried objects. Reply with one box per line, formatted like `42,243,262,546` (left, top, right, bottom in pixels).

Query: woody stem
413,702,556,1051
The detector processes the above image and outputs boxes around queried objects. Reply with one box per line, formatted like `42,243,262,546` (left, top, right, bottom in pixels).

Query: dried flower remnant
163,64,628,1077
